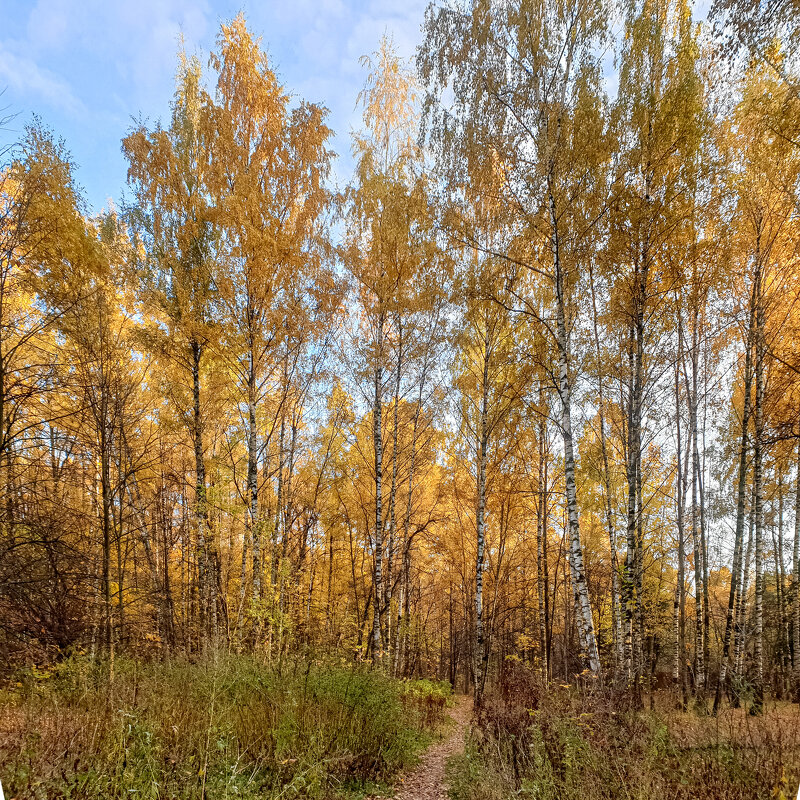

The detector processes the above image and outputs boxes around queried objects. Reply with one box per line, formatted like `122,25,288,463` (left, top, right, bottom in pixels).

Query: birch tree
123,55,222,646
420,0,609,674
344,37,434,664
204,16,335,638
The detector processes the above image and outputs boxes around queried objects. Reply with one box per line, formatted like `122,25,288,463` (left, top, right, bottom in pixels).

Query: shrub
400,678,453,727
452,662,800,800
0,654,441,799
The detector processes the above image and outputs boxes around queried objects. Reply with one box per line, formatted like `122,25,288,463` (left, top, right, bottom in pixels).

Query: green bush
0,655,441,799
399,677,453,728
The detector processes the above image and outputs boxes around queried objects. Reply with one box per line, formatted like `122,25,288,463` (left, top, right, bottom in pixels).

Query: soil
375,695,472,800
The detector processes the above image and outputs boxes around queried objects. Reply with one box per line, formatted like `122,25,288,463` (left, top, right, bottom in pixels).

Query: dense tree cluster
2,1,800,711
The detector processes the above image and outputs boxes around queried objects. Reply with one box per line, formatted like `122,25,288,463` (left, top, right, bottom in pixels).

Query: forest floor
446,669,800,800
371,694,472,800
0,657,455,800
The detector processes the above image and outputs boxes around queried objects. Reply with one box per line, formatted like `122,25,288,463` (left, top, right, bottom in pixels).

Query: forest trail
376,695,472,800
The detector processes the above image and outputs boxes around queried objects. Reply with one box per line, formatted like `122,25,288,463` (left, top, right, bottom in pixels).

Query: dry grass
447,664,800,800
0,655,450,800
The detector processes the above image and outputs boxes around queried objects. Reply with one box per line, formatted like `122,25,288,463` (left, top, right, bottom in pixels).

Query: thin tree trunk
689,321,705,696
623,165,651,702
248,348,260,603
536,401,549,683
735,486,756,681
277,416,298,658
394,370,424,676
674,352,689,708
635,434,646,689
385,327,402,664
100,409,113,654
753,255,765,712
792,444,800,692
372,312,385,665
551,184,600,676
235,352,258,648
776,472,789,690
272,412,285,593
699,323,711,690
115,472,125,648
589,259,622,673
191,338,216,647
624,325,637,683
714,288,754,713
124,467,176,651
474,324,489,703
771,475,787,694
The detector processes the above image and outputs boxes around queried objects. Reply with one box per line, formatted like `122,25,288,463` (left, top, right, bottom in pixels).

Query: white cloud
110,0,211,101
0,0,432,209
17,0,212,109
0,40,85,116
25,0,72,52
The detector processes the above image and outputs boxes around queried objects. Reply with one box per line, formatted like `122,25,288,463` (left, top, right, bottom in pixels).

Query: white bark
474,325,489,701
553,216,600,675
372,312,385,664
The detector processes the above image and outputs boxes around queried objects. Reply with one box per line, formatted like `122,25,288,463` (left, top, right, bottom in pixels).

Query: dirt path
379,695,472,800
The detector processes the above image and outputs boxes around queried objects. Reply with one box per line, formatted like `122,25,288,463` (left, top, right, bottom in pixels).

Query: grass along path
0,658,451,800
372,695,472,800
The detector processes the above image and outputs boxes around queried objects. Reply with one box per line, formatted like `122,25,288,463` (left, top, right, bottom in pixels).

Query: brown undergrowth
0,655,451,800
447,663,800,800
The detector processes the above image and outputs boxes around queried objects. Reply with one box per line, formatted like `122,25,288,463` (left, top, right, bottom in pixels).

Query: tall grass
0,655,449,799
447,663,800,800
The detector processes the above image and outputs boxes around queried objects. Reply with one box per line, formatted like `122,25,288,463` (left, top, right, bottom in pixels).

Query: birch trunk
624,283,647,695
674,355,689,707
372,312,385,664
753,258,765,712
248,350,261,603
773,477,788,692
792,445,800,690
624,327,636,681
536,404,549,683
385,329,402,663
191,338,216,646
474,324,489,703
690,330,705,694
776,474,789,687
551,186,600,675
735,488,755,679
623,157,652,698
714,288,754,713
699,330,711,689
589,260,622,672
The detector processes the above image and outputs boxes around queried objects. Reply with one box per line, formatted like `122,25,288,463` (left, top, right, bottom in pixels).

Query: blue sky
1,0,713,214
0,0,428,213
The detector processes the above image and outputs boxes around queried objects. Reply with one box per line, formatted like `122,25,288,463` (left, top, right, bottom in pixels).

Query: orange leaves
206,16,338,377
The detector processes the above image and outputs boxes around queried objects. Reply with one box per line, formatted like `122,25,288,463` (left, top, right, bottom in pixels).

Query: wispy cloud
0,40,85,116
0,0,427,209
